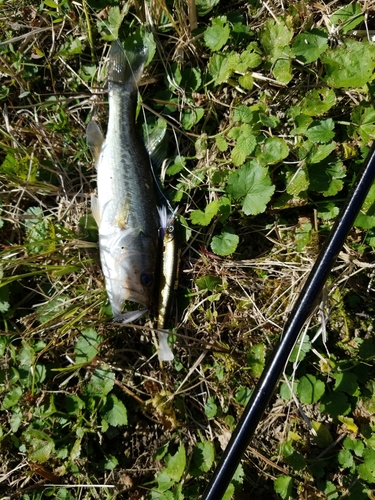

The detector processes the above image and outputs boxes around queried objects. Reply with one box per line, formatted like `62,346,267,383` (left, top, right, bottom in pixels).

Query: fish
87,40,159,319
156,205,180,361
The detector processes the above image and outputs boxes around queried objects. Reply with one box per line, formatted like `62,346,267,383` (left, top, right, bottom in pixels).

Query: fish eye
141,273,153,287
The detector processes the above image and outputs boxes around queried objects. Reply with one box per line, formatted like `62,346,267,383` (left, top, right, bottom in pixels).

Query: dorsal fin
86,122,104,165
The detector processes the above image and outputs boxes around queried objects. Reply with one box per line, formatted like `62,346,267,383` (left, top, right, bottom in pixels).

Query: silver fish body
87,41,159,316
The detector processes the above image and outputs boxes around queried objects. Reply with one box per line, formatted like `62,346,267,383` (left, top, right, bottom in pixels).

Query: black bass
87,40,159,318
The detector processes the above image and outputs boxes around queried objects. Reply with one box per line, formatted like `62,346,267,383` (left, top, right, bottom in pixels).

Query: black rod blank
202,144,375,499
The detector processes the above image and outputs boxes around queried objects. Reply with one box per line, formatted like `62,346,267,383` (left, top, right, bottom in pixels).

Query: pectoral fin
86,122,104,165
91,193,101,226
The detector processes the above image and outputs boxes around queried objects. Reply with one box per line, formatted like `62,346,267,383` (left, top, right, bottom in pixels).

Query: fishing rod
202,143,375,499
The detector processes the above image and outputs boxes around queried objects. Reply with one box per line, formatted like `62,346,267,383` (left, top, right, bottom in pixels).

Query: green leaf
258,137,289,165
322,39,375,88
344,437,365,457
355,212,375,230
86,366,115,397
0,336,7,357
36,295,69,323
216,135,228,152
181,107,204,130
165,443,186,482
100,394,128,427
259,18,293,83
65,394,85,415
292,29,328,64
355,183,375,229
290,335,311,363
2,386,22,409
227,161,275,215
10,407,23,433
306,119,335,143
167,155,186,175
204,16,231,51
239,48,262,70
235,385,252,406
286,166,309,196
280,441,306,471
32,364,47,386
232,464,244,489
272,57,293,85
204,397,218,418
211,228,239,256
156,470,175,492
301,88,336,117
297,374,325,404
196,275,222,291
320,391,352,418
0,297,9,313
259,112,280,128
97,6,127,41
208,53,233,84
44,0,58,7
231,128,257,166
311,421,334,448
330,3,364,33
0,86,9,100
333,372,359,396
24,206,52,254
274,475,293,500
103,455,119,470
260,19,293,55
222,483,235,500
233,105,253,124
307,142,336,164
57,36,83,56
238,73,254,90
247,344,265,377
154,443,170,461
308,159,346,196
358,448,375,483
350,105,375,142
190,200,219,226
218,196,231,224
75,328,102,364
317,202,340,220
23,429,55,463
280,381,297,401
181,67,202,92
295,222,312,252
290,113,313,135
195,0,220,16
17,341,35,366
338,449,354,469
190,440,215,476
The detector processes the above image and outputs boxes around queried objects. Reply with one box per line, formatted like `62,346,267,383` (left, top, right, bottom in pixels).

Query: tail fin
158,331,174,362
108,40,148,88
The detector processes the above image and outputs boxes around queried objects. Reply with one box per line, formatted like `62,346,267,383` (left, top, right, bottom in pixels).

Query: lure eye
141,273,153,287
167,223,174,234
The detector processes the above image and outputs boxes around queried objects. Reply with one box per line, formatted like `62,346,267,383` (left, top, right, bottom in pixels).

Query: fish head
99,228,156,316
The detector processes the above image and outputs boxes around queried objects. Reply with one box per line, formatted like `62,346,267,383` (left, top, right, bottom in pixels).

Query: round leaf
211,228,239,256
